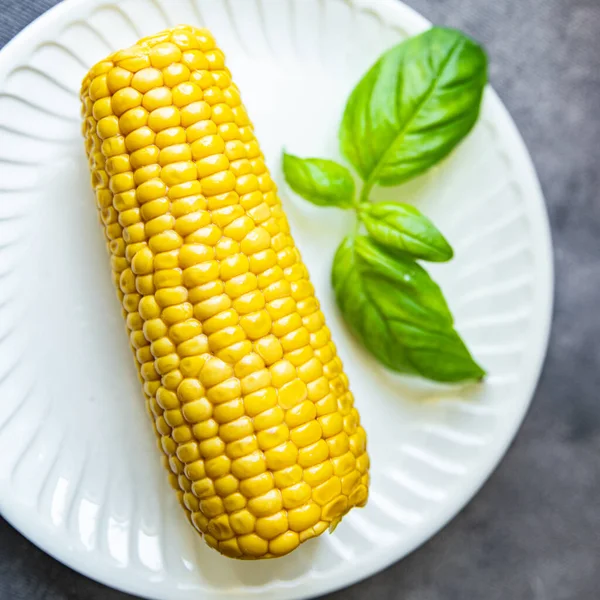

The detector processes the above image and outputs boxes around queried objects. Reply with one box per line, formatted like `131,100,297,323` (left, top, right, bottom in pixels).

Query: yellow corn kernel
290,421,322,448
133,165,160,188
197,154,230,180
190,134,224,160
219,415,253,442
341,471,362,497
172,82,203,107
225,140,246,161
239,310,271,340
92,96,112,119
163,63,191,88
151,342,175,368
131,67,163,93
105,155,130,177
189,69,214,89
273,465,302,489
207,514,234,542
247,489,282,518
192,511,209,533
199,495,224,518
223,492,246,513
224,433,257,459
177,440,200,464
194,294,232,321
185,103,214,127
298,440,329,469
177,377,204,401
232,291,264,318
230,510,256,535
156,126,186,149
241,388,275,419
231,451,266,480
278,379,308,410
176,211,210,237
212,205,245,229
82,25,368,561
303,460,334,488
89,74,109,100
269,531,299,556
199,437,226,459
186,120,216,145
154,286,187,307
282,482,312,510
116,51,151,73
207,378,242,405
162,368,183,391
254,511,288,541
159,143,191,166
101,135,126,157
257,424,289,451
143,87,173,111
213,399,244,424
96,115,119,139
182,50,209,71
235,354,264,380
148,105,181,131
153,249,179,270
182,398,212,423
214,474,239,498
238,472,273,498
149,42,182,69
203,86,224,105
240,369,271,397
312,475,342,506
186,223,221,245
111,87,143,117
161,161,197,186
285,400,317,429
204,455,231,479
162,301,193,325
146,214,175,238
287,501,321,532
265,441,298,471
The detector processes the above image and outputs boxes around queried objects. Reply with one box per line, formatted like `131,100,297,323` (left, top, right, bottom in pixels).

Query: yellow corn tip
81,25,369,560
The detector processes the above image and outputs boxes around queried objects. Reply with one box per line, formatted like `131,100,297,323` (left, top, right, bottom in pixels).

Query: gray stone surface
0,0,598,598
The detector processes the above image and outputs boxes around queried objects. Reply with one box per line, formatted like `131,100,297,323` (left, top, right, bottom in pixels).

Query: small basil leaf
282,152,355,209
340,27,487,188
360,202,453,262
352,235,452,322
332,235,485,382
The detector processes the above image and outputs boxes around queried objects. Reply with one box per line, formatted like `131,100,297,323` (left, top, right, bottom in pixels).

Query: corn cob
80,25,368,559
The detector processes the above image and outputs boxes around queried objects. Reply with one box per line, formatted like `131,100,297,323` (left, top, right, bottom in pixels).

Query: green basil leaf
332,235,485,382
340,27,487,190
360,202,453,262
282,152,355,209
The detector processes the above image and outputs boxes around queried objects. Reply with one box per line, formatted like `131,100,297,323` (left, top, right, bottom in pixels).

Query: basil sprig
333,236,484,382
282,153,356,209
341,27,487,201
359,202,453,263
282,27,487,383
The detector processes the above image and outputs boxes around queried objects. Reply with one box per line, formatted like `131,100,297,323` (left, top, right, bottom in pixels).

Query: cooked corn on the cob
81,25,368,559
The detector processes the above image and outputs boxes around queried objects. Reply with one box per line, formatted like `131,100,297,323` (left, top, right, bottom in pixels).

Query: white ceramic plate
0,0,553,598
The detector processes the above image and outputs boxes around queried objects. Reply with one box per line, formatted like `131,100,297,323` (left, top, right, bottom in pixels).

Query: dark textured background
1,1,599,599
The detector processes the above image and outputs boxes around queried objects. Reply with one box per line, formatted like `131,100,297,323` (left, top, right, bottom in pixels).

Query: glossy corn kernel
81,25,369,560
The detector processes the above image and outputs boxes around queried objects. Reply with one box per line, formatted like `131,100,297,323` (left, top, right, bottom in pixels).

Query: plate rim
0,0,554,598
